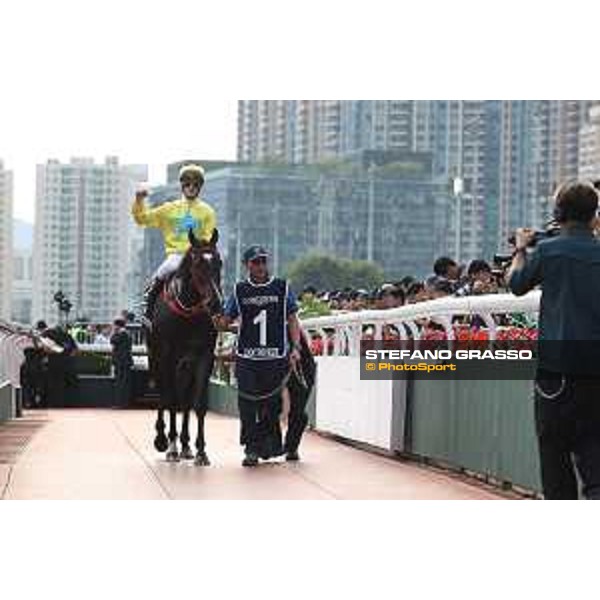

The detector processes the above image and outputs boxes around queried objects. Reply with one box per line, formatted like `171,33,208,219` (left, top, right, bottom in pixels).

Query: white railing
73,326,146,348
0,322,34,388
301,291,541,357
76,343,147,355
0,320,64,387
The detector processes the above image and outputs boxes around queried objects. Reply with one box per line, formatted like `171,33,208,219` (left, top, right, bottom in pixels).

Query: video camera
506,221,561,249
492,182,600,279
492,220,561,275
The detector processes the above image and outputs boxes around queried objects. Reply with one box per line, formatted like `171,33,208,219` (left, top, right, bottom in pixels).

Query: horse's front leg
194,404,210,466
154,408,168,452
166,406,179,462
179,409,194,460
194,353,214,467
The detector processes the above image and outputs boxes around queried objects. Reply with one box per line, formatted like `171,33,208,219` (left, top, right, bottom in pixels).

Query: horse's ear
210,228,219,246
188,228,200,248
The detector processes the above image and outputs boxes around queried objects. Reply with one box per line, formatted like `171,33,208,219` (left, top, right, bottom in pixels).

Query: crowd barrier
0,321,34,422
0,381,16,422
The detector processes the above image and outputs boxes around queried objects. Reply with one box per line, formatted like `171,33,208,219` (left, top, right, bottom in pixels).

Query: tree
285,254,384,293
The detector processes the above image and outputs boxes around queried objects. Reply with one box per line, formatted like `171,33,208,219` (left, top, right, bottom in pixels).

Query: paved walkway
0,410,508,500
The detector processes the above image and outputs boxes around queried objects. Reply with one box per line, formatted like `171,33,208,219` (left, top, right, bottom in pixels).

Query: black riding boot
142,279,162,328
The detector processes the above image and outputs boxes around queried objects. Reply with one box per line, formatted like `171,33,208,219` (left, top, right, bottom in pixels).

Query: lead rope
228,362,308,403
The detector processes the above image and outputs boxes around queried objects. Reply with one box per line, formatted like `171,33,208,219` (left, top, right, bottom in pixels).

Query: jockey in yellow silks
132,163,217,326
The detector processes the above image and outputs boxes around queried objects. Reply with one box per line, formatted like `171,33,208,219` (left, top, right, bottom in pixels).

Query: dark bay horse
147,229,222,465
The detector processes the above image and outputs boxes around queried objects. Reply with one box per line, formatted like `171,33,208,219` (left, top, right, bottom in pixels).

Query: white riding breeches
153,254,184,281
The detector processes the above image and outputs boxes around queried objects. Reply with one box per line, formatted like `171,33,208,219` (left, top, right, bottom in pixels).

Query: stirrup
140,315,153,331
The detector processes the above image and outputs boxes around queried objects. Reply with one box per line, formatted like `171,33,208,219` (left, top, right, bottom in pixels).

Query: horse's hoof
166,442,180,462
242,453,259,468
166,451,180,463
180,446,194,460
195,453,211,467
154,436,169,453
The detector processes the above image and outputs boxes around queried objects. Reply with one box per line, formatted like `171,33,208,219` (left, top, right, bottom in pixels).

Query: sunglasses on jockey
181,176,203,187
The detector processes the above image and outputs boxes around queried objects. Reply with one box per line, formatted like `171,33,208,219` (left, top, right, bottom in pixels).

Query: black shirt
110,329,133,367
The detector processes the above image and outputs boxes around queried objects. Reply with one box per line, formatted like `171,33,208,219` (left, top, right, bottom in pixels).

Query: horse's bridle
162,251,222,320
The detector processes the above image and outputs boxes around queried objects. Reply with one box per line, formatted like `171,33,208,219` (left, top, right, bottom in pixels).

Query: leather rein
161,257,222,320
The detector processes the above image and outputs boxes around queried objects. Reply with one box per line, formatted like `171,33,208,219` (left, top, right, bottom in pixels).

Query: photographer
430,256,462,294
508,182,600,500
455,260,499,297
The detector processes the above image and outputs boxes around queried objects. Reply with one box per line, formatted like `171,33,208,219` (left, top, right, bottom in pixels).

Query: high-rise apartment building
0,160,13,320
492,101,593,252
495,101,532,251
12,219,34,325
411,100,490,262
12,246,33,325
33,157,147,323
578,102,600,181
237,100,259,162
491,100,592,251
238,100,448,166
122,164,149,311
526,101,591,226
238,100,490,261
239,100,415,165
237,100,296,163
238,100,344,165
342,101,413,154
237,100,596,262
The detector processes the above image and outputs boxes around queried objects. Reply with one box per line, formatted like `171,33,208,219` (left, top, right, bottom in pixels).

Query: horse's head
181,228,222,312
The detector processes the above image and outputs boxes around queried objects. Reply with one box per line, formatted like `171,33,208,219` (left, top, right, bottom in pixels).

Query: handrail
301,291,541,354
76,344,147,354
302,291,540,329
0,320,62,387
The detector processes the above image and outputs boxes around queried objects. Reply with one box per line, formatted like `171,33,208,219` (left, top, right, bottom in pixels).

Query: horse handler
218,245,302,467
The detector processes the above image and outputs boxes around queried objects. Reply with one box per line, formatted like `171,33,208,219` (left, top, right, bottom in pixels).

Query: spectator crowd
298,255,538,355
19,315,136,409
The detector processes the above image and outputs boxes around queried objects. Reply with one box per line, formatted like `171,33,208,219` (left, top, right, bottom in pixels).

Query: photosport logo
360,339,538,381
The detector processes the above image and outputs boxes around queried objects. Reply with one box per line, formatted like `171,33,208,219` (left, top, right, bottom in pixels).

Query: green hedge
71,352,112,376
